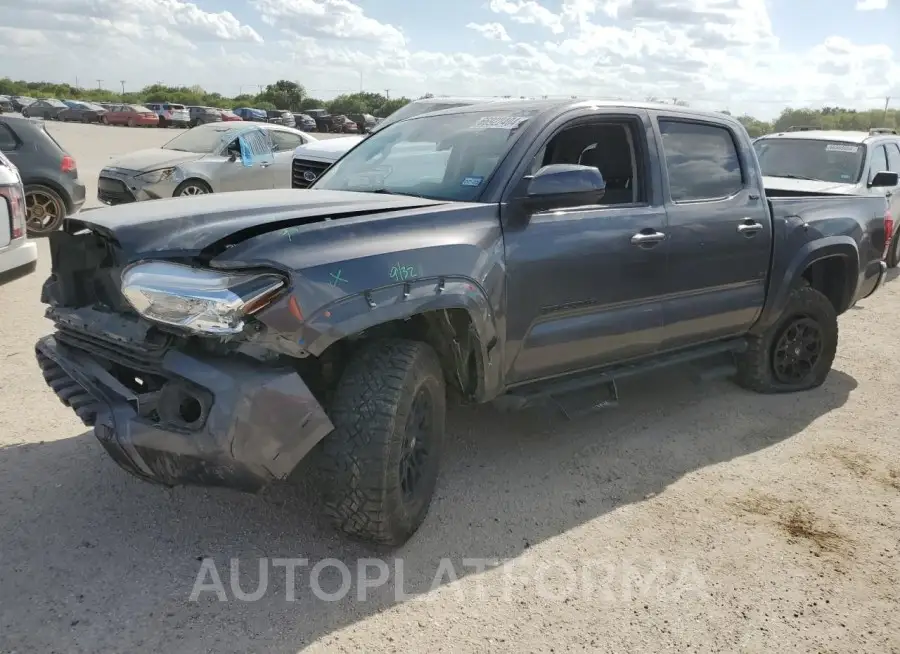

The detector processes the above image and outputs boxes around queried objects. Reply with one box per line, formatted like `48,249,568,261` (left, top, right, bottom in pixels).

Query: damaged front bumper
35,324,334,492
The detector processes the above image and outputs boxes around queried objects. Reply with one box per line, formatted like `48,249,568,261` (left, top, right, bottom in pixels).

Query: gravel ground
1,121,899,654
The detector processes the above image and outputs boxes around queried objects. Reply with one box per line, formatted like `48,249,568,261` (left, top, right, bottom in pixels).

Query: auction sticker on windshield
825,144,860,153
471,115,531,130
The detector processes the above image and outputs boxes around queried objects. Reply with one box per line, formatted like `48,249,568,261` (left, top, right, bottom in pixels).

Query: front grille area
36,348,99,426
55,325,170,374
292,158,331,189
97,176,135,205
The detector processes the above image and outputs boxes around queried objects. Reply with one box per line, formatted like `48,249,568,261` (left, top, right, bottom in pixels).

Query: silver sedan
97,122,317,205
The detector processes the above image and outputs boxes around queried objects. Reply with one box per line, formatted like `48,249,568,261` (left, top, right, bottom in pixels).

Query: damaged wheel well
298,309,483,404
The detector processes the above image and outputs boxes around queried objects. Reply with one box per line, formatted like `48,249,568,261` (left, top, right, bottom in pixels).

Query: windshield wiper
769,173,823,181
367,188,427,199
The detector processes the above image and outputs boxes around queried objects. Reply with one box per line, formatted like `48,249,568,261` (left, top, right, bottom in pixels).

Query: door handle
630,230,666,246
737,220,763,235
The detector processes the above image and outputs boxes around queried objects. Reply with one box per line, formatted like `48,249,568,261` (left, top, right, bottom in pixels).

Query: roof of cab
756,130,882,144
412,97,745,126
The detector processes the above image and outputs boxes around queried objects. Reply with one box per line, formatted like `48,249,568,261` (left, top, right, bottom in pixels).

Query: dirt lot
1,121,899,653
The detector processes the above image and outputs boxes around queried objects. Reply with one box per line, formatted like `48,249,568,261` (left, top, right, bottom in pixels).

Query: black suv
0,115,86,236
187,106,222,127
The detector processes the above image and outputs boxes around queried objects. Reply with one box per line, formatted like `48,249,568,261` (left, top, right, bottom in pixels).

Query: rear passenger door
654,116,771,350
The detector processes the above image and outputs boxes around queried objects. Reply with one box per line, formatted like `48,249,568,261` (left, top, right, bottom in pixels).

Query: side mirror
870,170,899,188
524,164,606,203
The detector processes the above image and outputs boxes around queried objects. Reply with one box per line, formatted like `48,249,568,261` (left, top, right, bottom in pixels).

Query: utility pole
884,96,891,123
96,79,103,90
359,71,363,93
75,76,79,89
120,80,126,95
384,89,390,99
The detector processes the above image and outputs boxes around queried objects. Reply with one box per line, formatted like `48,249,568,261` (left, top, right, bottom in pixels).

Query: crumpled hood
69,188,447,259
762,176,858,195
104,148,203,173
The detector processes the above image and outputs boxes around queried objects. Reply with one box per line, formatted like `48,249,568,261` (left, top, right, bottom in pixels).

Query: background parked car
58,101,107,124
217,108,242,122
0,115,86,236
146,102,190,128
349,113,377,133
292,113,317,131
265,109,295,128
101,104,159,127
234,107,268,122
305,108,332,132
331,115,358,133
188,106,222,127
0,150,37,282
97,122,317,205
0,96,12,113
21,99,68,120
10,97,35,112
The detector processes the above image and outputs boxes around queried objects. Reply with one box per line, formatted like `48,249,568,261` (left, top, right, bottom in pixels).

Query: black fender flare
302,275,503,400
751,235,859,335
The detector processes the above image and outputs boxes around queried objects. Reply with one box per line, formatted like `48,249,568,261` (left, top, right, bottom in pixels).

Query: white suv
0,151,38,282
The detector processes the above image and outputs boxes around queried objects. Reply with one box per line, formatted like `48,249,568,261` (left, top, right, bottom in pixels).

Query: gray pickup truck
35,100,894,547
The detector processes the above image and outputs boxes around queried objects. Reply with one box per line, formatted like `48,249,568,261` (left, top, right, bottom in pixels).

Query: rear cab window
658,119,743,202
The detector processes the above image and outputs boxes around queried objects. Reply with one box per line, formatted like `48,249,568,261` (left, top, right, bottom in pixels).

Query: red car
218,108,242,122
100,104,159,127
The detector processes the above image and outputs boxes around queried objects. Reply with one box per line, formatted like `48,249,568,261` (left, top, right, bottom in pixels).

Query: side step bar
494,338,746,419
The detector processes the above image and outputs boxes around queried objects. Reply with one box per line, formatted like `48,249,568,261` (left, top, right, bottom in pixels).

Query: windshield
374,101,480,133
162,124,238,153
314,108,539,201
754,138,866,184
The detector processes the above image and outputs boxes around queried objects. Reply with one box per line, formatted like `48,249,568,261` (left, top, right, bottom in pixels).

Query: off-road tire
320,339,446,547
886,227,900,268
735,285,838,393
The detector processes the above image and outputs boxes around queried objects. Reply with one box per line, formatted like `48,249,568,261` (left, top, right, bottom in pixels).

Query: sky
0,0,897,120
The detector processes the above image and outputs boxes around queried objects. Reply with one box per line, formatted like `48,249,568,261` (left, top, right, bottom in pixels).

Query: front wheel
320,339,446,546
735,285,838,393
173,179,211,197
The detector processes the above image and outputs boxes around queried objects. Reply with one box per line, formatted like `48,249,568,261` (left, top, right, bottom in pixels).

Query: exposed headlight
136,167,179,184
121,261,285,335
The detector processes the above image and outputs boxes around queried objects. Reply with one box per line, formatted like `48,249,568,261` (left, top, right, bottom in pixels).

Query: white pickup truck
290,96,512,188
0,151,37,282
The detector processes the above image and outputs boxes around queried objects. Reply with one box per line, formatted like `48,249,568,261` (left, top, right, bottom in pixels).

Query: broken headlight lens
120,261,285,335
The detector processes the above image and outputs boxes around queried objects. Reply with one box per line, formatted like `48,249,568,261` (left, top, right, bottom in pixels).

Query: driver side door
269,129,308,189
501,109,671,385
216,133,274,192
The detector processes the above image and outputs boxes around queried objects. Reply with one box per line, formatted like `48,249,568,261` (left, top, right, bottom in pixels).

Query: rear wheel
24,185,66,236
320,339,446,546
173,179,211,197
735,285,838,393
127,118,135,127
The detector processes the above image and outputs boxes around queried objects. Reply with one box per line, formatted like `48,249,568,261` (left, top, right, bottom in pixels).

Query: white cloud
855,0,888,9
488,0,565,34
466,22,512,41
1,0,897,120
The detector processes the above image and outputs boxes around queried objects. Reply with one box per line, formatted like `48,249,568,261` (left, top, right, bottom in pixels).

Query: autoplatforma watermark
189,556,709,604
